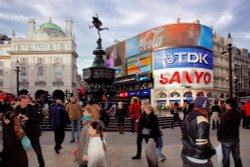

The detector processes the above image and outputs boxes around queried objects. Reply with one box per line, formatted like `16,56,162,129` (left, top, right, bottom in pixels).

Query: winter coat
49,104,70,129
66,102,82,120
129,102,140,119
243,102,250,116
115,107,127,118
15,104,43,140
0,123,28,167
217,109,241,141
138,111,161,141
77,118,98,165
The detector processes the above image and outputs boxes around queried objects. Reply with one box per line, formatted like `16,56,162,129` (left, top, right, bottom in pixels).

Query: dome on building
41,17,65,37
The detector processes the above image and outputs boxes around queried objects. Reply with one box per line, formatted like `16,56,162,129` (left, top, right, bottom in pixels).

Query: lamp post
226,33,233,98
15,60,20,97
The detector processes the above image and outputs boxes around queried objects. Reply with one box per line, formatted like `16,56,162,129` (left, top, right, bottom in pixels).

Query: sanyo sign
153,47,214,89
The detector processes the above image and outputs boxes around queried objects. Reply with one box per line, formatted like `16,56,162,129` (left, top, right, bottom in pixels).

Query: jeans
31,138,45,167
221,139,242,167
156,147,167,160
71,120,81,141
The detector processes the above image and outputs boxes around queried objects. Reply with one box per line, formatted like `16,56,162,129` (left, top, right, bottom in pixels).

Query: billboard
115,65,126,78
126,23,213,57
154,48,213,89
105,41,126,68
127,52,152,75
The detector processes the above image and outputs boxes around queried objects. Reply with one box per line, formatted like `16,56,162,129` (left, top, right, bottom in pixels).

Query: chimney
65,18,73,37
28,18,36,38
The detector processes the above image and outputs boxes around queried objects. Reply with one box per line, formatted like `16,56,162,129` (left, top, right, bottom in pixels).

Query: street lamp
15,60,20,97
226,33,233,97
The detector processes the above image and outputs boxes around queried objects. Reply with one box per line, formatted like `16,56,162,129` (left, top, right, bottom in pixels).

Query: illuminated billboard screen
126,23,213,57
105,41,126,68
115,65,127,78
154,48,213,89
127,52,152,75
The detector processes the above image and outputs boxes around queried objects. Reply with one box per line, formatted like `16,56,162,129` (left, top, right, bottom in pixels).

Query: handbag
21,135,32,151
142,127,151,135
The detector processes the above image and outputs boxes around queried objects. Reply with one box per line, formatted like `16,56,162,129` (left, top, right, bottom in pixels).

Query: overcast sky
1,0,249,74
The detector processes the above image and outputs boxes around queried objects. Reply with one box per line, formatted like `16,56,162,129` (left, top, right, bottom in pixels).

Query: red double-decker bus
0,91,16,102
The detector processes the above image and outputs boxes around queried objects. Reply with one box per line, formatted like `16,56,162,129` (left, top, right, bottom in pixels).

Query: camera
19,115,24,119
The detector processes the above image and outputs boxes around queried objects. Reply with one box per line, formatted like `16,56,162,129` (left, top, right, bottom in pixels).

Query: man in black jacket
15,95,45,167
181,96,215,167
217,98,242,167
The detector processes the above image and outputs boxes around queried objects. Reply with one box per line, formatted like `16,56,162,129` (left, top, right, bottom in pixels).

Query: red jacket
243,102,250,116
129,102,140,119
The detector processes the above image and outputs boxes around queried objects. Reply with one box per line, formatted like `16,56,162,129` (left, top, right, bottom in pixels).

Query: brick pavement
1,126,250,167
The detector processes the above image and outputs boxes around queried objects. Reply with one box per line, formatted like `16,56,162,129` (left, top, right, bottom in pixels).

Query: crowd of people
0,94,249,167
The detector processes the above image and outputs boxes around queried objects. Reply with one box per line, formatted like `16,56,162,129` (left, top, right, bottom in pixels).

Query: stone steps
41,116,182,131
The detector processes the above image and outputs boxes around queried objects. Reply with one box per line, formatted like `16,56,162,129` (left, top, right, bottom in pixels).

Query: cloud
1,0,250,75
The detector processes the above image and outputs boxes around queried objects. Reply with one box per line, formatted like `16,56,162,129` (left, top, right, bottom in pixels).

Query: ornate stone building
0,18,79,100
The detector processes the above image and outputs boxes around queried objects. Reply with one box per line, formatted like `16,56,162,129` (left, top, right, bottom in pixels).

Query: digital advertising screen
125,23,213,57
153,47,214,89
127,52,152,75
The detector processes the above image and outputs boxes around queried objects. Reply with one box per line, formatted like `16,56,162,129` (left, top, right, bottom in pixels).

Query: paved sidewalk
1,126,250,167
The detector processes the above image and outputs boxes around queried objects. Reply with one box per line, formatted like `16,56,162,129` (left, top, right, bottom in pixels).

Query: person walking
66,96,82,143
170,102,182,129
242,99,250,129
129,97,140,134
132,100,148,160
181,96,215,167
77,105,100,167
143,104,161,167
217,98,243,167
49,99,70,154
210,100,221,130
96,103,109,129
182,102,194,120
15,95,45,167
116,101,127,134
87,121,108,167
0,111,28,167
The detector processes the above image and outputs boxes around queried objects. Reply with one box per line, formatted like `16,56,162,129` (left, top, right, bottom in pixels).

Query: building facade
0,18,79,100
106,21,250,108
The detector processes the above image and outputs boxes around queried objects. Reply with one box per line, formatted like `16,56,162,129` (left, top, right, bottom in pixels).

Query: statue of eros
89,14,109,38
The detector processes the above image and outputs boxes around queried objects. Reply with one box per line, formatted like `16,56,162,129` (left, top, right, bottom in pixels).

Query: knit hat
194,96,209,110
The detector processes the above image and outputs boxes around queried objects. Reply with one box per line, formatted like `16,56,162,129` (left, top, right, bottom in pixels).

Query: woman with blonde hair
76,105,100,167
0,111,28,167
142,104,161,167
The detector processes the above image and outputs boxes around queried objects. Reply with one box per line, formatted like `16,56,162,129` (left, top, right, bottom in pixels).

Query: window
170,91,180,98
37,65,44,81
54,64,62,81
37,58,45,63
157,92,167,98
54,57,62,63
20,66,27,76
0,70,3,76
20,58,28,64
0,79,3,87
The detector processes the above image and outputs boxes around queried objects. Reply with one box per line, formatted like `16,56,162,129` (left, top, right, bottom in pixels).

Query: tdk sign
163,52,208,64
154,48,213,70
